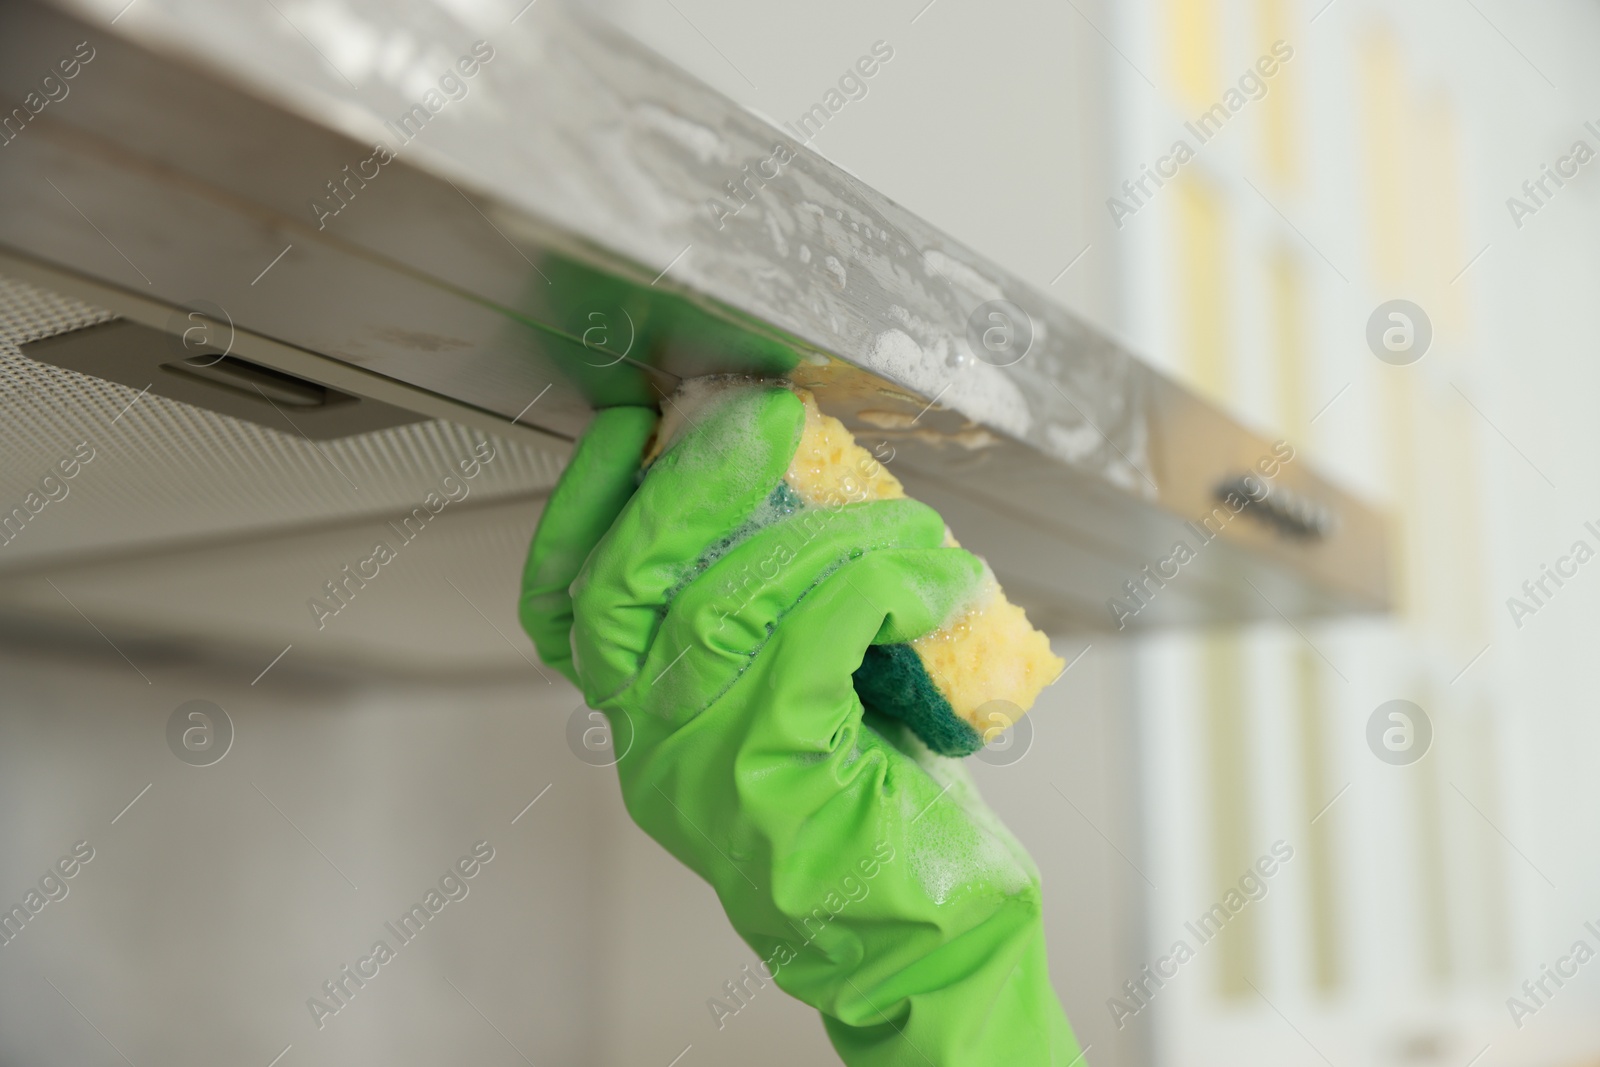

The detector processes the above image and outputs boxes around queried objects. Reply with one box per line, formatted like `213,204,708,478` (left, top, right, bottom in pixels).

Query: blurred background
3,0,1600,1065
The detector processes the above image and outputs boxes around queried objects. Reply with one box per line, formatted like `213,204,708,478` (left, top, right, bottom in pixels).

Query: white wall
0,626,1133,1067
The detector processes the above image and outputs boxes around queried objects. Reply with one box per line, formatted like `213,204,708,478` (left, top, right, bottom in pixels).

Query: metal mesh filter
0,272,566,569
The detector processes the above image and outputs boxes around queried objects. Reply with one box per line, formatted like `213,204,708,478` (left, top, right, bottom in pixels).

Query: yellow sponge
649,380,1062,756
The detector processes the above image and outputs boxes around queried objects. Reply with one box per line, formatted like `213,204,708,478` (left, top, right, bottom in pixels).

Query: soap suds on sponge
647,377,1063,755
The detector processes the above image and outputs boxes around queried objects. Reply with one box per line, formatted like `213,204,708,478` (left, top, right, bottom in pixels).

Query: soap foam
649,378,799,601
889,727,1035,905
867,327,1033,439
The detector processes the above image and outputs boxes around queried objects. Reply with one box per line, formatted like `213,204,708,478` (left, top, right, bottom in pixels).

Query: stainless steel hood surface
0,0,1390,632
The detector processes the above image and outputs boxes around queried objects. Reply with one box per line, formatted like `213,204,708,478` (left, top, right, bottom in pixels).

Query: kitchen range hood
0,0,1388,639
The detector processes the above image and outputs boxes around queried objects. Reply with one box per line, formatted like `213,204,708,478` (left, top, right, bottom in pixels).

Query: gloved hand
520,385,1083,1065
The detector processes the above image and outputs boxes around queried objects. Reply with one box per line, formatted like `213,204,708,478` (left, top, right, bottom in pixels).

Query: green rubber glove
520,386,1083,1065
